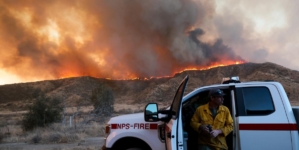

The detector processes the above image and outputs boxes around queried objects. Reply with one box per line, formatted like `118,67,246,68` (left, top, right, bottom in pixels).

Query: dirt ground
0,137,105,150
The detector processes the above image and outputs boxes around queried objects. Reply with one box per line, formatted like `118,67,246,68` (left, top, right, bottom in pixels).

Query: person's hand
210,129,223,138
199,125,210,135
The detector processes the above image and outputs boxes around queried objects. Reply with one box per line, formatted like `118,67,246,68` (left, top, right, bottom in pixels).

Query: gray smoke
0,0,245,81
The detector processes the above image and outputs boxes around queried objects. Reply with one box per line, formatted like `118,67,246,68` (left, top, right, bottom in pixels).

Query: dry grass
0,103,119,145
290,101,299,106
0,122,107,144
0,103,154,145
114,103,144,113
113,102,169,114
0,125,24,143
0,106,110,145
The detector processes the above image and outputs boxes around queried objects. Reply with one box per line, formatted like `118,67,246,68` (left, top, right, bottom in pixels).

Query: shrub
90,83,114,115
31,134,42,143
0,132,3,143
47,133,62,143
21,96,63,131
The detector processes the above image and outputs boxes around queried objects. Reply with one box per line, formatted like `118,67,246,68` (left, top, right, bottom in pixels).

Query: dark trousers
198,144,226,150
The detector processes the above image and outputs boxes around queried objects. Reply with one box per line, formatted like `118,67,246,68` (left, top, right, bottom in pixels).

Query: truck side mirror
144,103,158,122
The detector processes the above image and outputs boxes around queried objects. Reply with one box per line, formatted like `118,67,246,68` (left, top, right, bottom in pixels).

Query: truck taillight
105,124,110,134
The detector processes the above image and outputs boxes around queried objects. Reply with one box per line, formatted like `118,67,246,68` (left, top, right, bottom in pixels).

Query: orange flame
102,60,245,81
182,61,245,71
0,1,247,84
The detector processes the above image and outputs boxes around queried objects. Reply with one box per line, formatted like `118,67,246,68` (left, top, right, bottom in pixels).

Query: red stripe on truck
239,123,298,130
150,123,158,129
110,123,158,130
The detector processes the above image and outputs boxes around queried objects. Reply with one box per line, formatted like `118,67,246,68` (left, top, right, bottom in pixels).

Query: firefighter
190,89,233,150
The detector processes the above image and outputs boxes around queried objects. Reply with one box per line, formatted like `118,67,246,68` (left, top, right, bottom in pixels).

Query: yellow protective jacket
190,103,233,150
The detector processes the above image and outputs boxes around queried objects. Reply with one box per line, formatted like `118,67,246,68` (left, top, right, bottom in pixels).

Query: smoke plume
0,0,244,81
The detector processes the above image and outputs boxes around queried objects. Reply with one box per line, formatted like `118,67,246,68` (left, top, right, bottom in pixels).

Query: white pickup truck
102,76,299,150
145,75,299,150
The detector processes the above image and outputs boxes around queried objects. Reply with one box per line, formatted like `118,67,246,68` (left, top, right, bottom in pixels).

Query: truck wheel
112,137,151,150
118,146,148,150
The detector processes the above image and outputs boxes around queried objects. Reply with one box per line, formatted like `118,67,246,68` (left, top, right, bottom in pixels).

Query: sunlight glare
0,70,22,85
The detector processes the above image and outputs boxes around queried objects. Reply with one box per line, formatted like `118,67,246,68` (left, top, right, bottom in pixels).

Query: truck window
236,87,275,116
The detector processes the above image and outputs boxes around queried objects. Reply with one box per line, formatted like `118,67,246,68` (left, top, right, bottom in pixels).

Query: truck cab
144,75,299,150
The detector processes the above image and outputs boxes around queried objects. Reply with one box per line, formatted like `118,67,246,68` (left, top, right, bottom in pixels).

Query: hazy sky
0,0,298,85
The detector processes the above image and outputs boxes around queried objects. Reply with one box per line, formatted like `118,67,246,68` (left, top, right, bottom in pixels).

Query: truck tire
112,137,151,150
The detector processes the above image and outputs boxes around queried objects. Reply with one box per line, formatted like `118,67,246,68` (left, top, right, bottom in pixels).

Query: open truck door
144,75,189,150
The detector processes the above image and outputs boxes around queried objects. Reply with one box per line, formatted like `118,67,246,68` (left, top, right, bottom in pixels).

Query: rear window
236,87,275,116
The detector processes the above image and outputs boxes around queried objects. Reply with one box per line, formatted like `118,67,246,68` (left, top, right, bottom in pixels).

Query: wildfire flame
101,60,245,81
0,1,246,83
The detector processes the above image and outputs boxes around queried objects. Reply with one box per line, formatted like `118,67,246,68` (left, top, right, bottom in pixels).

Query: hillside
1,62,299,111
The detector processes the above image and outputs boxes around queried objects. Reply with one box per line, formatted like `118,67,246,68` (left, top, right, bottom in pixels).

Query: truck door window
236,87,275,116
